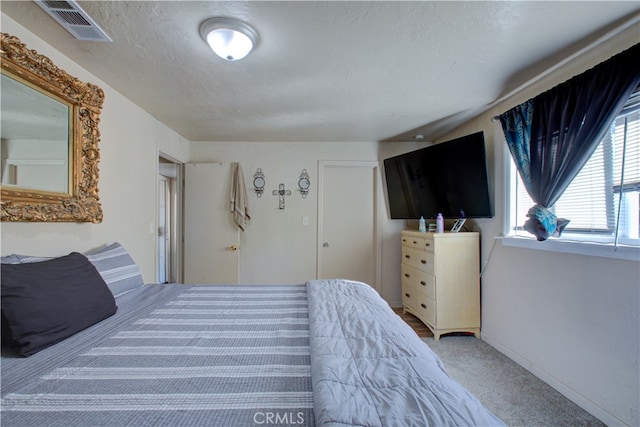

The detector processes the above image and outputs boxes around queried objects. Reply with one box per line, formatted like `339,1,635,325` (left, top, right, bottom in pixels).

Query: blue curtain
499,44,640,241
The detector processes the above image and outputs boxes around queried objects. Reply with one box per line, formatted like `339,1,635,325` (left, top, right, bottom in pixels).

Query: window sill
498,235,640,261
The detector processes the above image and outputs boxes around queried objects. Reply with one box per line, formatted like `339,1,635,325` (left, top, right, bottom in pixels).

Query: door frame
316,160,381,293
157,153,184,284
157,174,171,283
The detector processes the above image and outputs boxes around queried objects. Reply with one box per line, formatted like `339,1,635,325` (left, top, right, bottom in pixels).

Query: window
507,90,640,248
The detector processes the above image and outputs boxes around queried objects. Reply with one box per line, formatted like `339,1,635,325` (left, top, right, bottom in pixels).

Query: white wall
435,27,639,426
0,16,191,282
188,140,427,304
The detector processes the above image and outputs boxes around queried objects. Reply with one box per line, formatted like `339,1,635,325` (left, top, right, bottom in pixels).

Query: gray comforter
307,279,504,426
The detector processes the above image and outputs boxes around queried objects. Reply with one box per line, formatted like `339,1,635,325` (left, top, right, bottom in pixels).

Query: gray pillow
85,242,144,297
1,254,53,264
0,254,21,264
15,254,52,263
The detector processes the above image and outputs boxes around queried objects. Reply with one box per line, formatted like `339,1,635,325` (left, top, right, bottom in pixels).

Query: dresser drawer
401,246,434,274
401,268,417,310
414,272,435,300
402,264,435,298
401,264,416,292
402,288,418,311
401,234,434,252
413,296,436,326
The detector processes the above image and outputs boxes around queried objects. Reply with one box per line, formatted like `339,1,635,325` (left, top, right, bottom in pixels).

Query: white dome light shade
200,17,259,61
206,28,253,61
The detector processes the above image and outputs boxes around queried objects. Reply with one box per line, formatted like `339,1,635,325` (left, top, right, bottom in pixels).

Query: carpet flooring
393,309,605,426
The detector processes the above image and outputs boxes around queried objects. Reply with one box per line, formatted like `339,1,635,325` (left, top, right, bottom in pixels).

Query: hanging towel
230,162,250,231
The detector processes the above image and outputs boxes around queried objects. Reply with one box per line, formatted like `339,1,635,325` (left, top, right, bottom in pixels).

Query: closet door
184,163,239,284
317,161,380,292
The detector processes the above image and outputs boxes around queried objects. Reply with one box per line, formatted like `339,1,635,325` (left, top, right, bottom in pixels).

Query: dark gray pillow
1,252,117,357
1,313,17,347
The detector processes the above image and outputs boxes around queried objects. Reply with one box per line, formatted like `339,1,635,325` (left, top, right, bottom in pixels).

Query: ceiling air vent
34,0,112,42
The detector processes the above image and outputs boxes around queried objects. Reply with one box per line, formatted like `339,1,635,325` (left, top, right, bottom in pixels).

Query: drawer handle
413,240,418,244
420,259,427,264
420,281,426,286
425,243,431,247
421,303,427,309
402,238,407,243
405,293,411,298
405,254,411,259
404,273,410,278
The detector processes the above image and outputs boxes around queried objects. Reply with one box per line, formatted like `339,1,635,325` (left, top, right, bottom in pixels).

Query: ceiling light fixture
199,17,259,61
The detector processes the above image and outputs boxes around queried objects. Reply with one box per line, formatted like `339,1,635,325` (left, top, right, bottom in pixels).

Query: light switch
302,216,309,226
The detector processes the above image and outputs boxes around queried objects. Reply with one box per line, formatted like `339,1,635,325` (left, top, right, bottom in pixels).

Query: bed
1,243,505,426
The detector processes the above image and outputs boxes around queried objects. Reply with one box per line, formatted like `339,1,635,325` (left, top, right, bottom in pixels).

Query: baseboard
481,332,629,427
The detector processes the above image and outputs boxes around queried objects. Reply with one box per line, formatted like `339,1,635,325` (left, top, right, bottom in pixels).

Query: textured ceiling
1,1,639,143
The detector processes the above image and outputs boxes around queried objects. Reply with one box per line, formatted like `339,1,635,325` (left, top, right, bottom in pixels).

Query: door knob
229,245,238,251
323,242,329,247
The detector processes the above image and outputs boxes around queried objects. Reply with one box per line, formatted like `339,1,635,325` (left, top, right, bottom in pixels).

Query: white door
318,161,380,291
184,163,239,284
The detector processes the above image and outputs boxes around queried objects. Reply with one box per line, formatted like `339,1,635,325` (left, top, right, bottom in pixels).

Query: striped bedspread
1,284,314,426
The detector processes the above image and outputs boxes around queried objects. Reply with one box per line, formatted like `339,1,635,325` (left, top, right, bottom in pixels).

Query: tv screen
383,131,493,219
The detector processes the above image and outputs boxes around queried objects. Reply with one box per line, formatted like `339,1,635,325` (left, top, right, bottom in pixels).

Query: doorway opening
158,154,183,283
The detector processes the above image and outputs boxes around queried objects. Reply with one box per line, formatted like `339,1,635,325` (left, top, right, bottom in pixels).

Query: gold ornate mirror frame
1,33,104,223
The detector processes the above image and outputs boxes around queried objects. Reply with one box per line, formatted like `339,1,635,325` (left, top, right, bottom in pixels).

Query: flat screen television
383,131,493,219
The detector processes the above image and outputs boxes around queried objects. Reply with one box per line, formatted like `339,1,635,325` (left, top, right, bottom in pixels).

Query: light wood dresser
400,230,480,340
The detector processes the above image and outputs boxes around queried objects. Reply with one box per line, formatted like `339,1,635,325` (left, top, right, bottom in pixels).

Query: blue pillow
1,252,117,357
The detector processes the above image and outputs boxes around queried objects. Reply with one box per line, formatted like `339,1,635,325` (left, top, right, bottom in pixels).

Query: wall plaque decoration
298,169,310,198
253,168,265,197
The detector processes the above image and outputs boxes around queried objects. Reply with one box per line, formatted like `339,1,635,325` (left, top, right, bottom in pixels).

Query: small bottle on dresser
418,216,426,233
436,213,444,233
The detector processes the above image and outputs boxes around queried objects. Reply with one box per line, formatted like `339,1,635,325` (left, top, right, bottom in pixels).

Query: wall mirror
1,33,104,222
